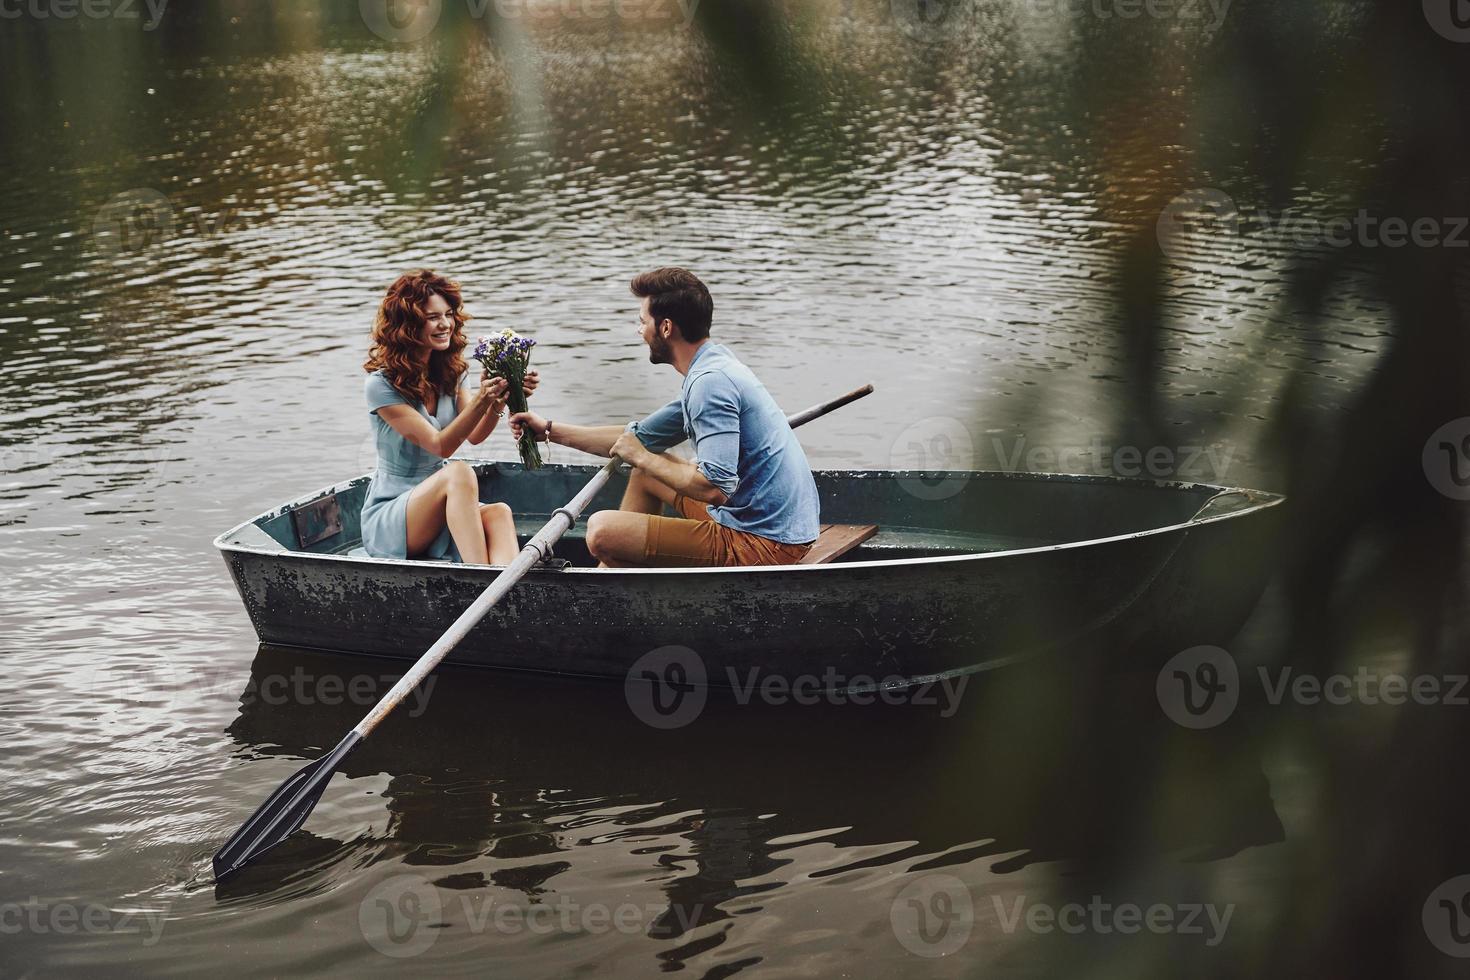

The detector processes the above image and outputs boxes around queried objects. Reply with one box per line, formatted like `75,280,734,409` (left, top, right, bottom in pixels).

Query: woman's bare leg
479,502,519,565
405,461,489,564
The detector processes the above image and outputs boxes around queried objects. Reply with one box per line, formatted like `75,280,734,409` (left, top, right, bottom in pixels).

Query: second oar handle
786,383,872,429
351,454,621,739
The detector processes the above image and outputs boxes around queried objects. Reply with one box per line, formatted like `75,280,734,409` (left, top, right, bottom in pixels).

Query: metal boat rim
213,464,1286,574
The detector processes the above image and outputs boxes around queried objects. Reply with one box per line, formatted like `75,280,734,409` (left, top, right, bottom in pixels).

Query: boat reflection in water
218,643,1283,969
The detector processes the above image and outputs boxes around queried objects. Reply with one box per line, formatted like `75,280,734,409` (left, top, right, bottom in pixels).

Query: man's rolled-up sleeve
686,373,741,496
629,398,686,453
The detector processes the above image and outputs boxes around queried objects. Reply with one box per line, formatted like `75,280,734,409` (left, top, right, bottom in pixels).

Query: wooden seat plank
799,523,878,565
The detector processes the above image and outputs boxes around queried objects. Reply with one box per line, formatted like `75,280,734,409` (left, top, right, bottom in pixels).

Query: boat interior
218,462,1281,567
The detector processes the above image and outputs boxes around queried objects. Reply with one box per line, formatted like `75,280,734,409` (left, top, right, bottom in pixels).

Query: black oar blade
212,731,361,882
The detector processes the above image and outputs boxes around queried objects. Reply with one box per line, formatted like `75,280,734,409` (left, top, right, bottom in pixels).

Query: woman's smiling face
421,292,455,351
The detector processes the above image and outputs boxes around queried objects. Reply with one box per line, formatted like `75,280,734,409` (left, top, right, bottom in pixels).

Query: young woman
361,269,539,565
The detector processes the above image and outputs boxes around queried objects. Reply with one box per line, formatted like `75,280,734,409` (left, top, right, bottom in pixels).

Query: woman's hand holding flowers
477,373,509,414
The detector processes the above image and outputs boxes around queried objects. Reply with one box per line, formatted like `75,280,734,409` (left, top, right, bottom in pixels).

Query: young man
509,267,820,567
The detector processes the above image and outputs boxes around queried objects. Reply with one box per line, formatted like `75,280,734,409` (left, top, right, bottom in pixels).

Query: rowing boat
214,463,1283,688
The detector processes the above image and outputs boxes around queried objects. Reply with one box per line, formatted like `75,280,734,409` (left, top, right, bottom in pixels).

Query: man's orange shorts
642,494,813,567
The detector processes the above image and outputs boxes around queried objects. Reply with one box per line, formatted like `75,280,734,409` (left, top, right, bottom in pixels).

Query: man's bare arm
508,412,623,457
610,430,729,506
510,412,727,504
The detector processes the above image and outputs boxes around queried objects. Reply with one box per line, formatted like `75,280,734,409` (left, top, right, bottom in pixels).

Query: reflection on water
1,0,1465,976
203,646,1283,973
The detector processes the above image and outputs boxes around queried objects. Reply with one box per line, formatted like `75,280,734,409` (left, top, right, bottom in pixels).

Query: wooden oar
211,382,873,882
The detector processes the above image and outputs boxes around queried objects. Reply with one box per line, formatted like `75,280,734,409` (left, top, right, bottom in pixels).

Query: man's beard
647,331,673,365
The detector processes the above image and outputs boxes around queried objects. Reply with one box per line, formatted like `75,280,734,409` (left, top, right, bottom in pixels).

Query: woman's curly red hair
363,269,471,405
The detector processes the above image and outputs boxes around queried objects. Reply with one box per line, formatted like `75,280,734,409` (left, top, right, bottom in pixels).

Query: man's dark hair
631,267,713,342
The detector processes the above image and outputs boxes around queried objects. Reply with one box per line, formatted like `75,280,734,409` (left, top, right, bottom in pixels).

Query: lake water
1,1,1455,976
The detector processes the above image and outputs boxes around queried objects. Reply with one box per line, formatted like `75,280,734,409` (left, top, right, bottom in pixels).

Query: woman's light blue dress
361,370,464,562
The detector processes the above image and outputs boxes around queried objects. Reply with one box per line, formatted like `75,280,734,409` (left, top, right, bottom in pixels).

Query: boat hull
218,466,1283,688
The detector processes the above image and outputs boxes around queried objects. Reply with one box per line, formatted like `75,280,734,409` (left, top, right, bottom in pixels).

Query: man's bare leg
585,511,653,568
597,470,685,568
619,467,678,515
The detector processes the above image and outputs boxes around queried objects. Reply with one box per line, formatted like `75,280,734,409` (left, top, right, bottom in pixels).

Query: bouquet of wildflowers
472,329,542,470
